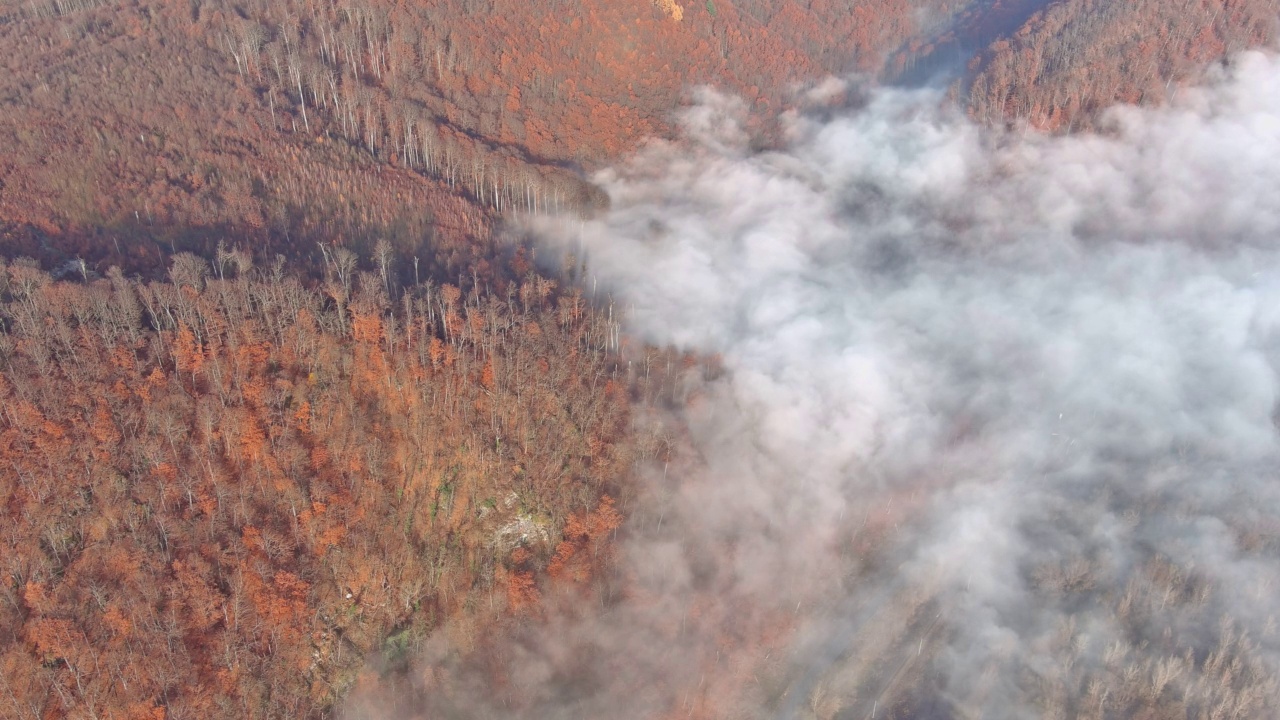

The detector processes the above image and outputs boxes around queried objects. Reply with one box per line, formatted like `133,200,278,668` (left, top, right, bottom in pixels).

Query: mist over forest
1,1,1278,719
364,50,1280,719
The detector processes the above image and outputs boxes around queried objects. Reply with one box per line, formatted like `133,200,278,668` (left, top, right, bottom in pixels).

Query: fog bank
388,52,1280,719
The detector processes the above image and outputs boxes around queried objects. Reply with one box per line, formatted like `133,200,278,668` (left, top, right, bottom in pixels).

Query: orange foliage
548,495,623,583
0,254,634,717
174,323,205,376
505,570,541,612
966,0,1278,129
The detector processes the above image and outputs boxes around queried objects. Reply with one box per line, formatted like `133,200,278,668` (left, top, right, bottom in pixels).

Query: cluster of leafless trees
216,4,604,216
18,0,105,20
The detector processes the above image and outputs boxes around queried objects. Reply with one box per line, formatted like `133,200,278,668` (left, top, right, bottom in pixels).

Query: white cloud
383,51,1280,719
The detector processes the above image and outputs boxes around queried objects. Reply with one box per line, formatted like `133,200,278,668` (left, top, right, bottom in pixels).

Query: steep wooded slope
967,0,1279,128
3,0,1280,717
0,0,968,277
0,251,652,717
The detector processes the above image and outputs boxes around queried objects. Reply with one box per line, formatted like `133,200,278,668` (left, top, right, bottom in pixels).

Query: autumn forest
1,0,1278,718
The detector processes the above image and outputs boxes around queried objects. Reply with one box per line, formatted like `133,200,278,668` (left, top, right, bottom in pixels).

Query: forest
1,0,1277,717
0,245,669,716
966,0,1278,128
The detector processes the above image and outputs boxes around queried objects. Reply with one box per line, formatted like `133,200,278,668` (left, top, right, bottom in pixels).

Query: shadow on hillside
0,204,499,289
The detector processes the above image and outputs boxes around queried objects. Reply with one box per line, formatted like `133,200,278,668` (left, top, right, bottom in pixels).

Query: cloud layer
385,52,1280,719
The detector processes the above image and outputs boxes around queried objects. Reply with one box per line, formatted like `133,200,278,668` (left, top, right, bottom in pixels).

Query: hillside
0,0,976,279
2,0,1272,273
0,249,656,716
966,0,1279,128
2,0,1280,718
